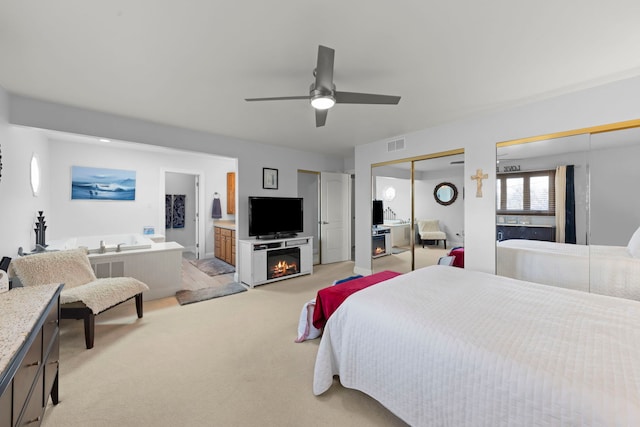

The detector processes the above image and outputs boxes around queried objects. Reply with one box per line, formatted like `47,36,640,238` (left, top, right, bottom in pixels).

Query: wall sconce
30,153,41,196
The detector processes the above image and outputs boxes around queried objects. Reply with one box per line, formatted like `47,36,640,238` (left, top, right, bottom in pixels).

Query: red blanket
312,270,401,329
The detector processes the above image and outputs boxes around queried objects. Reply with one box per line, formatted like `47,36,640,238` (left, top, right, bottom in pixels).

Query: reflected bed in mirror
495,119,640,302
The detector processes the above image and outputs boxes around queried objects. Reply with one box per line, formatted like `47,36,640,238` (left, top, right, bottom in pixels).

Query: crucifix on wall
471,169,489,198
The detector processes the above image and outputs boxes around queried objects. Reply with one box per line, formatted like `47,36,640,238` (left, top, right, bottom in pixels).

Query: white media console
239,236,313,288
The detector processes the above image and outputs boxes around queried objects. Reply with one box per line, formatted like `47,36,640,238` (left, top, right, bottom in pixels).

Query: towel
212,197,222,219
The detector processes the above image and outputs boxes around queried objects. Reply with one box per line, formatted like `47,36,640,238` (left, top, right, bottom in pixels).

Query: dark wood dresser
0,283,62,427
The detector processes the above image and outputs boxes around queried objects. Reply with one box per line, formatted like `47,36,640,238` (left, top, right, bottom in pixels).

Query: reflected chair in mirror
10,249,149,349
417,219,447,249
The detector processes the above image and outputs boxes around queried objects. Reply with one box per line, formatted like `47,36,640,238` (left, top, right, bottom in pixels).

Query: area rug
392,247,409,254
175,282,247,305
189,257,235,276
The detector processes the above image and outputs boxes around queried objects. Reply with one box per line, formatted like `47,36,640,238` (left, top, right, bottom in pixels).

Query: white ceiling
2,1,640,157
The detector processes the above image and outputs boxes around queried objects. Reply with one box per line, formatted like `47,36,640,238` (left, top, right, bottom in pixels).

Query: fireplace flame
373,247,385,255
271,260,299,278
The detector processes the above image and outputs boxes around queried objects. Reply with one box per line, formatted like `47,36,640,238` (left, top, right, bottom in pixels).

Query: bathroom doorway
165,171,201,259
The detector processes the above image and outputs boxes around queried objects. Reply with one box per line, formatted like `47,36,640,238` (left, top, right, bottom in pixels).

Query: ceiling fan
245,45,401,127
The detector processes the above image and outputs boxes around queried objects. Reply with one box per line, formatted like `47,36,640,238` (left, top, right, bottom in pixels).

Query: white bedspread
313,266,640,426
497,239,640,300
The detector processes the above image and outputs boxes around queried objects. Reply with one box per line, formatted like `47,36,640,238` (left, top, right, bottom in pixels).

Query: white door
194,175,200,259
320,172,351,264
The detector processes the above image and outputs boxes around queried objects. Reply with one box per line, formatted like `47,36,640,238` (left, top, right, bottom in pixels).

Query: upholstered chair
10,249,149,349
417,219,447,249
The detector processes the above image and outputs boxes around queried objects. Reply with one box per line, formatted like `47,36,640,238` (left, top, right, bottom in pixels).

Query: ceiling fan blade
334,91,401,105
315,45,335,90
245,96,309,102
315,109,328,127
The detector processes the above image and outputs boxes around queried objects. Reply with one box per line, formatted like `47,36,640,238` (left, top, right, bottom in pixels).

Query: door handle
319,221,329,225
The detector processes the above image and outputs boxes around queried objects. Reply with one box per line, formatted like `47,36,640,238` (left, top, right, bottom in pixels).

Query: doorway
165,171,200,259
297,170,352,265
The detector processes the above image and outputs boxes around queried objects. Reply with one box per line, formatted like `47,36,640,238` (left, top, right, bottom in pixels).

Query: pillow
332,274,363,286
295,299,321,343
627,226,640,258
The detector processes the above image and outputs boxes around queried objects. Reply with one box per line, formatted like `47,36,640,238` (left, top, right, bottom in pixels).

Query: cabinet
497,224,556,242
0,284,62,427
214,226,236,266
226,172,235,215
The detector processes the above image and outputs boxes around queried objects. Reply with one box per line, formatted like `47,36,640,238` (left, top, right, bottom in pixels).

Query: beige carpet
42,260,410,427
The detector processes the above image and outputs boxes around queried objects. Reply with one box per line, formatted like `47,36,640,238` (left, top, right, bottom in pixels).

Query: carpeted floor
189,257,235,276
175,281,247,305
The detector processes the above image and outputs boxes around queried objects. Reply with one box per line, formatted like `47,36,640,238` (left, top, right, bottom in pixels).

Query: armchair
417,219,447,249
10,249,149,349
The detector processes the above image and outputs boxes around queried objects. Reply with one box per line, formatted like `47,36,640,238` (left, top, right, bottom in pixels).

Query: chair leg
444,240,447,250
135,293,144,318
84,312,95,349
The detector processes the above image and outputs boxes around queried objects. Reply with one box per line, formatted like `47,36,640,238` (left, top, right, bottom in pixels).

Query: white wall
414,169,465,248
354,75,640,276
38,134,235,257
375,176,411,221
7,95,344,279
590,143,640,245
0,125,51,257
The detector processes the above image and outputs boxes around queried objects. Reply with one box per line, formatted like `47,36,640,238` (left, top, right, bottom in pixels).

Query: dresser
0,283,62,427
214,223,236,266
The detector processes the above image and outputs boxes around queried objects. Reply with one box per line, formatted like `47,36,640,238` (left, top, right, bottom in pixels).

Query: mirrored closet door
496,120,640,301
371,149,464,274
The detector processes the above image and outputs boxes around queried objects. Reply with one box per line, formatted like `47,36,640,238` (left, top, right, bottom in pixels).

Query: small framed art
263,167,278,190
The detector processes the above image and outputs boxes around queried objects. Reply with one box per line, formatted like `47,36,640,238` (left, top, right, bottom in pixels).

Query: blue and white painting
71,166,136,200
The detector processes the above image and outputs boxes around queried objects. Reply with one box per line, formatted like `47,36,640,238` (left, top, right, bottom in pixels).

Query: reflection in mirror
434,182,458,206
371,151,465,275
372,164,412,274
496,133,590,291
414,156,464,271
589,126,640,301
496,122,640,303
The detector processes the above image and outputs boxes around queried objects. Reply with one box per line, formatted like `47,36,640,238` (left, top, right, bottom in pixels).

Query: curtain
165,194,186,229
564,165,576,244
555,165,576,244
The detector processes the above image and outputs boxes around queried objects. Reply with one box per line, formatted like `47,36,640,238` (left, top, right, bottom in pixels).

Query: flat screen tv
372,200,384,225
248,196,304,238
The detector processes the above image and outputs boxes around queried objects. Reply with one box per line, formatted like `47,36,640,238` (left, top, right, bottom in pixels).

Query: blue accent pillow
332,275,363,286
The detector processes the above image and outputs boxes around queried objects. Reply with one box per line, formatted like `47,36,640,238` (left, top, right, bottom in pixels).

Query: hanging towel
172,195,186,228
165,195,173,229
212,196,222,219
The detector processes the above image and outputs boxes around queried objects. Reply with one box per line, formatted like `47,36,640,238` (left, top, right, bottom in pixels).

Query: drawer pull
48,319,58,324
25,360,40,367
25,416,41,424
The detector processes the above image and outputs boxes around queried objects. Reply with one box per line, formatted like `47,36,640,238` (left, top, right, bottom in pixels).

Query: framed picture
263,167,278,190
71,166,136,200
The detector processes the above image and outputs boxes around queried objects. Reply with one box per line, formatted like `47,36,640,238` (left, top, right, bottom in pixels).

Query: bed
497,239,640,300
313,265,640,426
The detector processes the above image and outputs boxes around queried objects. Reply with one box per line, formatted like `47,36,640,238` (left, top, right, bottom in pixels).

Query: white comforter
497,239,640,300
313,266,640,426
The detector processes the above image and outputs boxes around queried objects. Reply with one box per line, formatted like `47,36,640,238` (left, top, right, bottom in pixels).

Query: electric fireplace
267,247,300,280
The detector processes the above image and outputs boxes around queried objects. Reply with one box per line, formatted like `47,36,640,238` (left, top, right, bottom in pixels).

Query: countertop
214,221,236,230
497,223,556,228
0,283,62,377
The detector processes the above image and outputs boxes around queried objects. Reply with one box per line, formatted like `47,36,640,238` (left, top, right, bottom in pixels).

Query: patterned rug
175,282,247,305
189,257,235,276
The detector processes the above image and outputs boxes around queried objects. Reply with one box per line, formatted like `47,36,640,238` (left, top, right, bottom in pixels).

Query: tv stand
239,236,313,288
256,233,298,240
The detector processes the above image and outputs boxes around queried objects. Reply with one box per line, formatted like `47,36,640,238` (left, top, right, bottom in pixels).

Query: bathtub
47,233,154,253
47,233,184,300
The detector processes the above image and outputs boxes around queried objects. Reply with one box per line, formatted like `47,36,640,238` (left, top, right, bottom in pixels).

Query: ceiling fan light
311,96,335,110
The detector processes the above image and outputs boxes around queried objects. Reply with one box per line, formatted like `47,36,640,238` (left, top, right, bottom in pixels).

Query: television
372,200,384,225
248,196,304,238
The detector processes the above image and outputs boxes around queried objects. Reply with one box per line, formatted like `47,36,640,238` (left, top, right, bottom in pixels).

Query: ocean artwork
71,166,136,200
